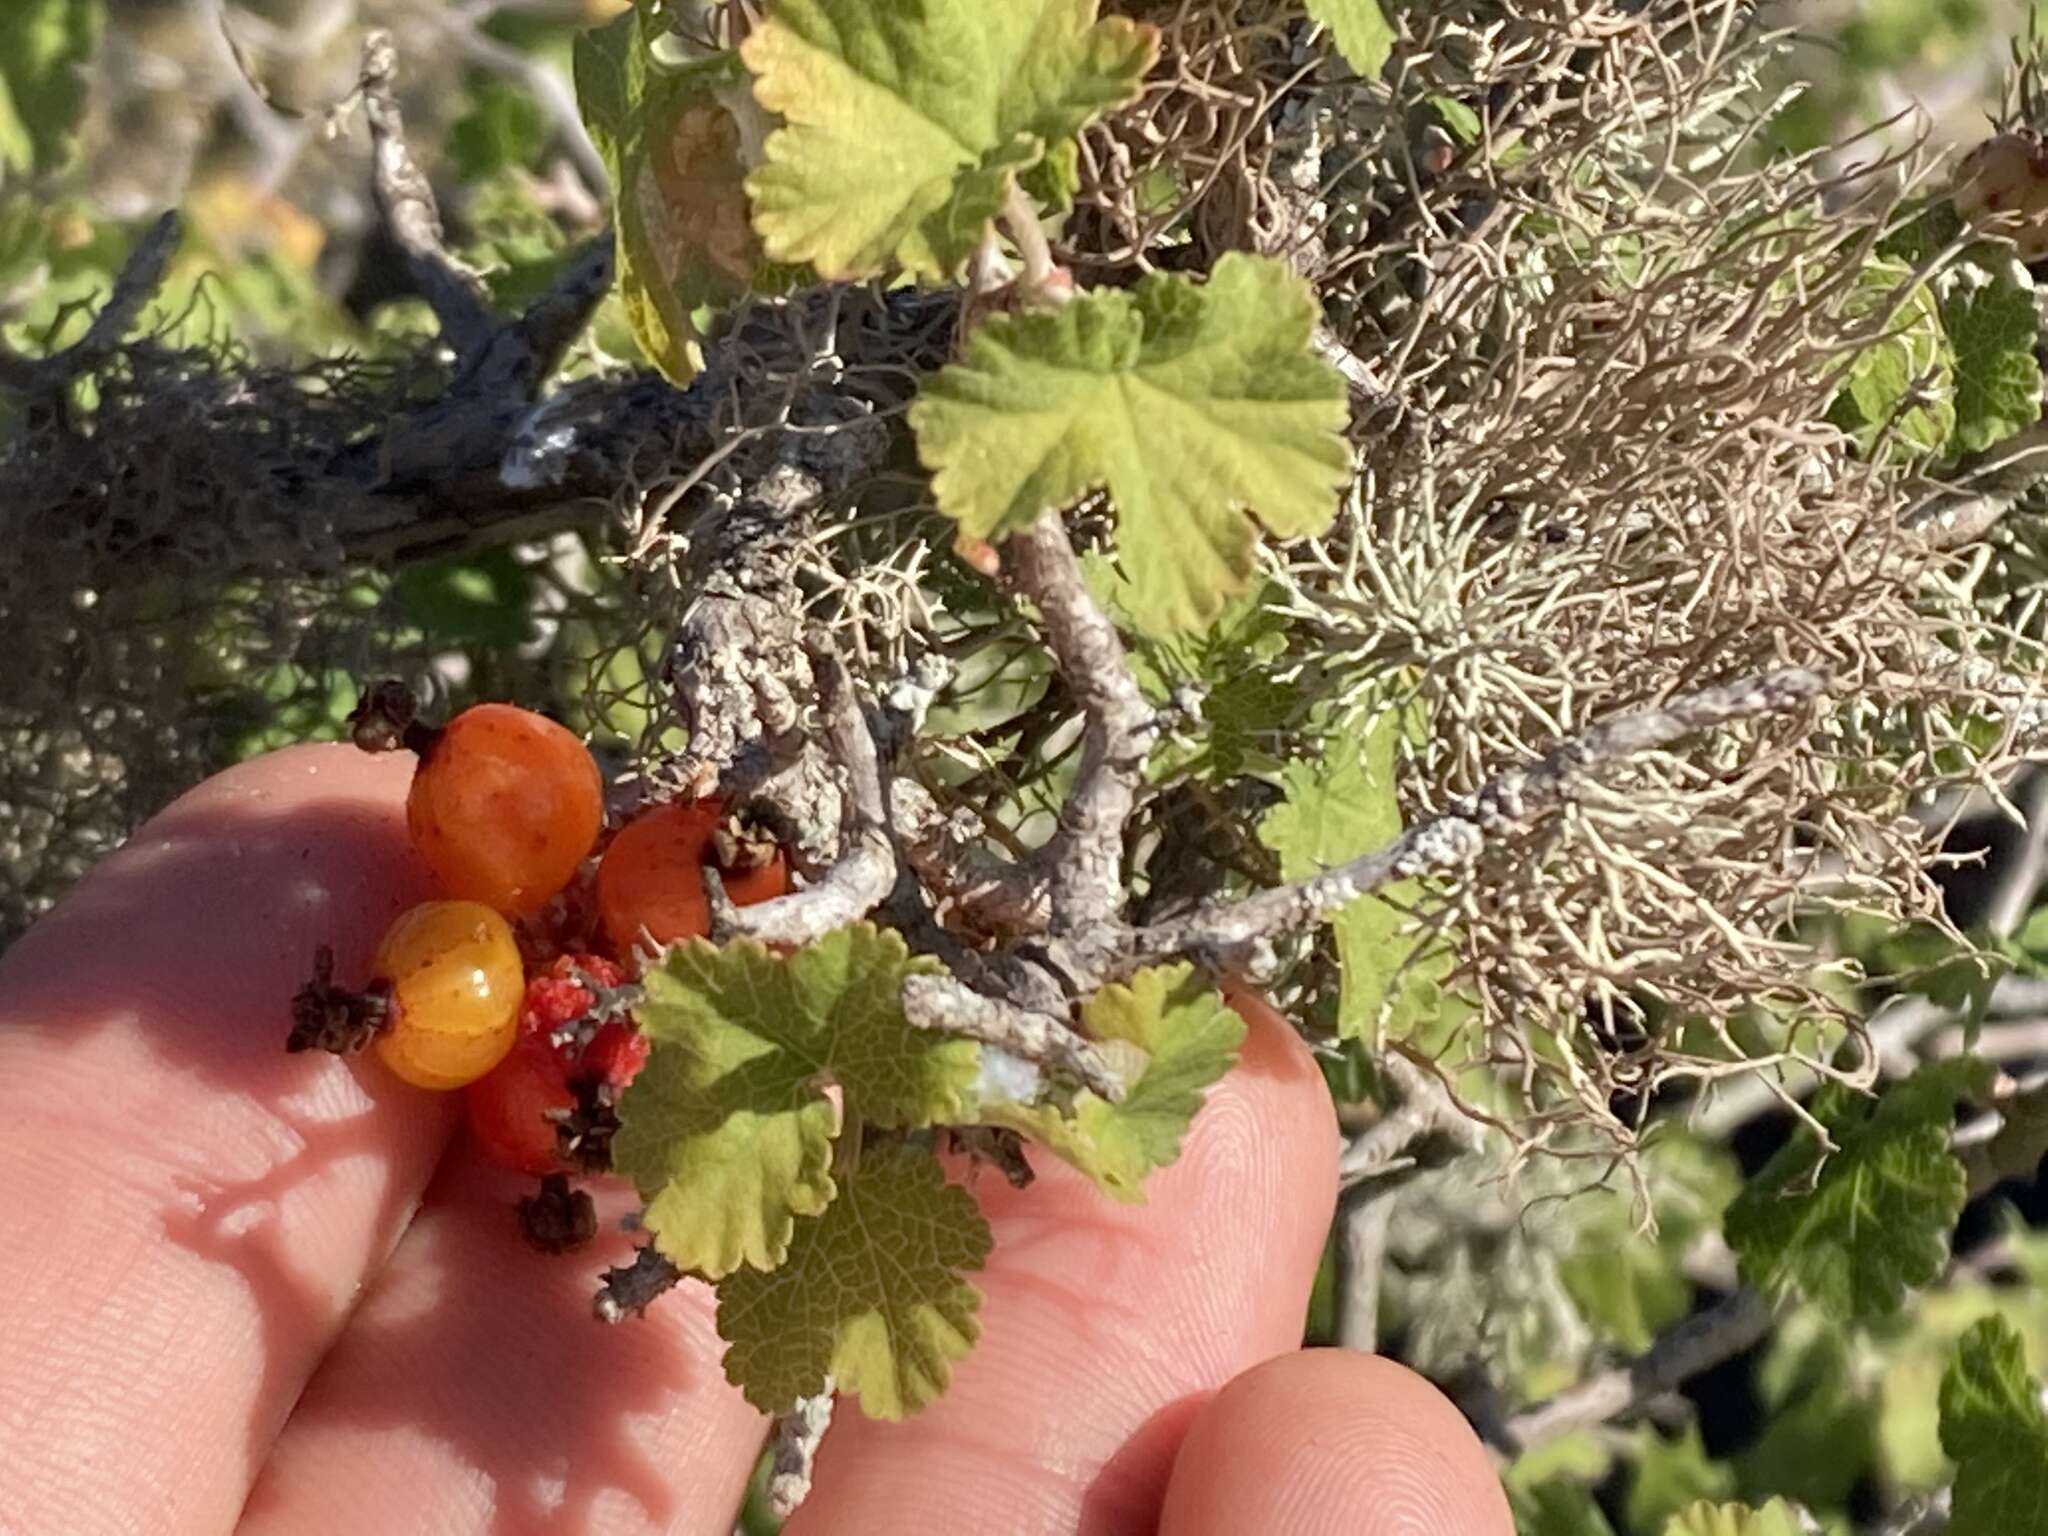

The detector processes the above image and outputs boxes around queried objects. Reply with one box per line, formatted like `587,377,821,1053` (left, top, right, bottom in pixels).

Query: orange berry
407,704,603,917
595,800,790,959
372,900,525,1089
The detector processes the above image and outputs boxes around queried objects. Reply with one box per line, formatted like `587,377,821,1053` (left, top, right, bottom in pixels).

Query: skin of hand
0,744,1514,1536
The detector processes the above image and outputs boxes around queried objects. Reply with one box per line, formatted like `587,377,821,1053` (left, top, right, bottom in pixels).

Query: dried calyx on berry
346,678,438,756
287,945,391,1055
518,1172,597,1254
710,810,785,874
552,1072,628,1173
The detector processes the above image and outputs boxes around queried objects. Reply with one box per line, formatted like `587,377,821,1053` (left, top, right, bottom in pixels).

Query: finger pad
238,1156,765,1536
1158,1351,1513,1536
0,745,452,1533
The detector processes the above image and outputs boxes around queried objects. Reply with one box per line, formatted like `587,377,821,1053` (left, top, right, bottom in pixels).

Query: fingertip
0,743,447,1534
1158,1350,1512,1536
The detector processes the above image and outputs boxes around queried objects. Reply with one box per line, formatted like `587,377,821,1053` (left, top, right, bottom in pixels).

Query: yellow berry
371,901,524,1090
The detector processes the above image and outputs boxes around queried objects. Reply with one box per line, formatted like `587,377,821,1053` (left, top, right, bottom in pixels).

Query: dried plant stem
1005,514,1159,929
1498,1289,1775,1453
901,972,1127,1101
766,1389,836,1519
358,29,496,361
1128,670,1828,968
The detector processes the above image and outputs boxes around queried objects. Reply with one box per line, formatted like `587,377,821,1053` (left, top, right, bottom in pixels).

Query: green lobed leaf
0,0,102,179
1258,703,1459,1041
612,925,978,1278
1940,1315,2048,1536
1938,257,2042,456
1626,1425,1738,1536
1513,1480,1620,1536
1305,0,1395,76
979,963,1245,1200
576,15,763,382
1825,258,1956,459
715,1140,991,1418
1660,1501,1807,1536
1724,1056,1990,1324
741,0,1157,281
912,252,1351,634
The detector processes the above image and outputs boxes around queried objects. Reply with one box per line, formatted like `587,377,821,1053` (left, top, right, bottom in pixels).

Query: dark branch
359,29,496,362
0,211,181,392
508,235,615,383
1498,1288,1775,1453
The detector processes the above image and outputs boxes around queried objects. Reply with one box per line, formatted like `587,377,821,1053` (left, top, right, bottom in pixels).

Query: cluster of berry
290,697,788,1184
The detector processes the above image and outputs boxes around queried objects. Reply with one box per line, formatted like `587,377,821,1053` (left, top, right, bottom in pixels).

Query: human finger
1157,1349,1514,1536
0,744,451,1535
237,1148,766,1536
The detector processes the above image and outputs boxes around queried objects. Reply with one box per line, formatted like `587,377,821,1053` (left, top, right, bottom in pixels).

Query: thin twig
1691,993,1947,1140
1902,420,2048,548
1001,179,1061,295
713,651,897,946
766,1388,836,1520
900,972,1127,1101
359,29,497,361
1960,1074,2048,1197
1985,770,2048,938
1333,1192,1394,1352
1497,1289,1775,1453
1128,669,1827,969
1004,514,1159,929
1337,1051,1484,1191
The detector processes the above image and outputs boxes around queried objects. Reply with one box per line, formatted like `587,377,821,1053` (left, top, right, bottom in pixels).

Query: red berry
594,800,790,960
407,703,604,917
583,1016,649,1089
464,953,642,1174
465,1035,575,1175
